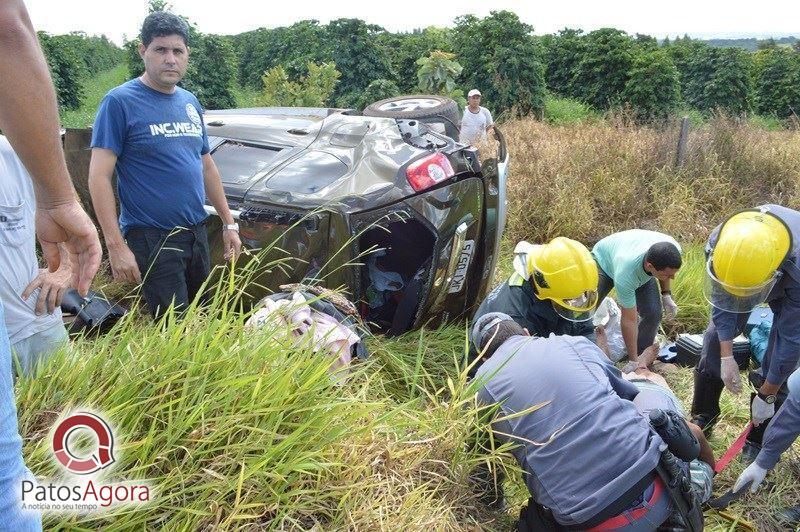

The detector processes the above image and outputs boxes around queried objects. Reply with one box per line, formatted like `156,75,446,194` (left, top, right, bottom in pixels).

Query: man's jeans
12,322,68,378
597,268,663,356
0,303,41,530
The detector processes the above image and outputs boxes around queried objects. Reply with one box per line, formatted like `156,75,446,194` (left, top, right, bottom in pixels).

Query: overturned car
67,95,508,334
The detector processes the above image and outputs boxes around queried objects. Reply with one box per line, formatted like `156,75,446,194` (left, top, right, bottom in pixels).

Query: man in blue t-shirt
88,12,240,318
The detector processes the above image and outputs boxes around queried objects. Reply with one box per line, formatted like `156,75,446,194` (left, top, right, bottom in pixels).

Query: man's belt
574,472,658,529
586,477,665,531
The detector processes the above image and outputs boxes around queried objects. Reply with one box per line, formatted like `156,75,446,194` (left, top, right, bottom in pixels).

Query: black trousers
126,222,211,319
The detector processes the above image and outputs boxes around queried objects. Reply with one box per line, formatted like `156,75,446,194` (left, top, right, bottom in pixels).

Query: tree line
39,9,800,123
38,32,123,110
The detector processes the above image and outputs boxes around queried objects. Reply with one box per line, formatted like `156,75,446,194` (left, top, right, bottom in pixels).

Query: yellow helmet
527,237,599,321
704,209,792,312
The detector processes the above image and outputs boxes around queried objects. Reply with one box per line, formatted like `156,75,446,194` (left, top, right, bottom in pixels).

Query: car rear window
211,141,282,185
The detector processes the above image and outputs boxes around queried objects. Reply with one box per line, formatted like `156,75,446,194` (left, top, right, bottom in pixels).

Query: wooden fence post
675,116,689,169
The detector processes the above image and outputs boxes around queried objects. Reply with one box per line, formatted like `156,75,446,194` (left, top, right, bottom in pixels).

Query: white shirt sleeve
483,108,494,127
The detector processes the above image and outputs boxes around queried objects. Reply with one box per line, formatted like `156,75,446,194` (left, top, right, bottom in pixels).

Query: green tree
326,19,395,108
356,79,401,111
666,36,709,105
380,27,453,93
38,32,85,110
540,28,585,98
634,33,658,51
703,47,753,114
572,28,636,109
453,11,545,117
754,47,800,117
181,35,237,109
259,62,340,107
621,49,681,121
416,51,462,94
235,21,328,90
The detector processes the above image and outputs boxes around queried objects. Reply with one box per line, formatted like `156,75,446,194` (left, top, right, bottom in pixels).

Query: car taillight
406,153,455,192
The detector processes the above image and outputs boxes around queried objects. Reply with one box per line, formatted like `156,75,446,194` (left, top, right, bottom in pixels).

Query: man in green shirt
592,230,682,370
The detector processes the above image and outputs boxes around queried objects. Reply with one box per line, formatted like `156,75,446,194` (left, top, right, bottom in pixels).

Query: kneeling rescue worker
691,205,800,462
472,314,711,531
469,237,598,364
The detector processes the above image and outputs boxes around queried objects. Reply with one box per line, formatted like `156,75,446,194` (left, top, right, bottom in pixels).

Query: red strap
587,477,665,531
715,423,753,474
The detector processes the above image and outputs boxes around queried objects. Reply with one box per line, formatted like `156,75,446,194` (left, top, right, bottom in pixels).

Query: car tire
364,94,461,140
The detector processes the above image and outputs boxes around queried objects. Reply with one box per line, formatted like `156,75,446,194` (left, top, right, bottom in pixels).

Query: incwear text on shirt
148,122,202,138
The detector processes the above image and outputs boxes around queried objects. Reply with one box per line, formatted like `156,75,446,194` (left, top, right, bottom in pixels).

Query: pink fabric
247,293,359,379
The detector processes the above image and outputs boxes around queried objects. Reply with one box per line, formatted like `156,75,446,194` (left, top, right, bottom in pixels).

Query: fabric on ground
247,292,360,378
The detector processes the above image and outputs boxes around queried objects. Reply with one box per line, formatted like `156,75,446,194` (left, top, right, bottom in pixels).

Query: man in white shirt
459,89,494,145
0,136,70,377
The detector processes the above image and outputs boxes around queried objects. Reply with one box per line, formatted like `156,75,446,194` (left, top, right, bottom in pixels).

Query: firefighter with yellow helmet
469,237,599,364
691,204,800,462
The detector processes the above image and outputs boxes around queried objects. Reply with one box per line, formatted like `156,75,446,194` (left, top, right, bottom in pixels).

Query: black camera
649,409,700,462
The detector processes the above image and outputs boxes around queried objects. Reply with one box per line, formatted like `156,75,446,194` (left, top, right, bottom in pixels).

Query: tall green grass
60,64,129,129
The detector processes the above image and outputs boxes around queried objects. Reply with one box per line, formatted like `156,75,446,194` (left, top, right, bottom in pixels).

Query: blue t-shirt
91,78,210,234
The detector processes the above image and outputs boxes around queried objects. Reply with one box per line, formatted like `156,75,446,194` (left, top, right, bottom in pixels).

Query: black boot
690,369,724,437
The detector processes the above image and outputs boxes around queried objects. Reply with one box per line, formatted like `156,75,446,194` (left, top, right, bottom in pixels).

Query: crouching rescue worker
472,313,712,531
592,230,682,371
691,205,800,463
469,237,598,366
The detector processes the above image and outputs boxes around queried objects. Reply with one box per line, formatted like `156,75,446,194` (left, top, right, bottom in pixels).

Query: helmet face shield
552,290,599,322
704,258,780,313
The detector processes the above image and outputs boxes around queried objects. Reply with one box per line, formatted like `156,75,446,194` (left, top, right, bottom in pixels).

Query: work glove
733,461,768,493
661,294,678,319
720,356,743,394
751,394,775,426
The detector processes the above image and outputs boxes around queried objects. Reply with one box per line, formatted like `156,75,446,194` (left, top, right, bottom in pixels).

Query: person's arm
620,305,639,363
202,153,241,261
587,337,640,400
21,243,72,315
87,148,140,284
688,422,715,469
761,284,800,395
0,0,100,294
484,109,494,134
757,386,800,470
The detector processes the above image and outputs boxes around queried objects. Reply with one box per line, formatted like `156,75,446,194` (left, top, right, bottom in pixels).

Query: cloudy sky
26,0,800,44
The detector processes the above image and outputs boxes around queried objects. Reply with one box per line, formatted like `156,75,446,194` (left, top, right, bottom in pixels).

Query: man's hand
734,461,768,493
751,394,775,426
662,294,678,320
222,229,242,261
21,267,71,315
35,201,101,296
720,356,743,394
108,242,142,284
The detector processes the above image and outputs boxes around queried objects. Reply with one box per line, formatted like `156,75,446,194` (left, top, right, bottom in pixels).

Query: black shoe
740,441,761,465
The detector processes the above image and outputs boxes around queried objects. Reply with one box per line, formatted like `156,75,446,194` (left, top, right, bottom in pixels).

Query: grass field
42,69,800,529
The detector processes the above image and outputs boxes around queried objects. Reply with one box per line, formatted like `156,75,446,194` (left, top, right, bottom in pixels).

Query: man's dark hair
478,319,525,359
645,241,682,271
140,11,190,47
